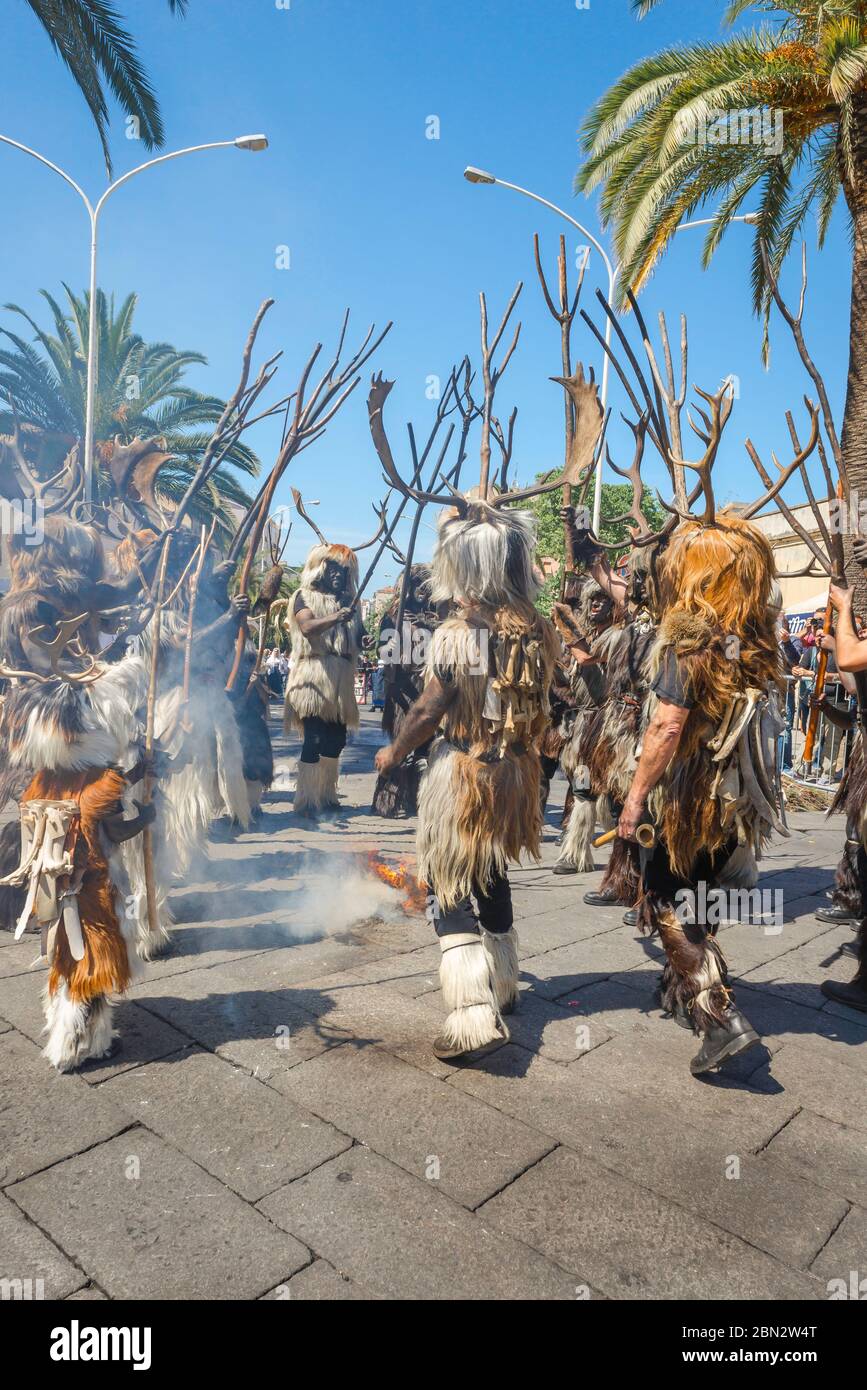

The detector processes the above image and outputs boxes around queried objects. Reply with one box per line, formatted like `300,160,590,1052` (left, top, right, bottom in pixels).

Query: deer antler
290,487,327,544
367,373,466,513
27,614,102,684
666,382,736,525
488,364,603,509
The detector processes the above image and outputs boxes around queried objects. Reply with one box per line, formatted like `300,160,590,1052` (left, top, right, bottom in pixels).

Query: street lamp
463,166,757,529
0,133,269,504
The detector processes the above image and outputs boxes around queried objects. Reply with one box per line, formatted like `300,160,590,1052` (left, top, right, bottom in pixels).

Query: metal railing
779,674,855,789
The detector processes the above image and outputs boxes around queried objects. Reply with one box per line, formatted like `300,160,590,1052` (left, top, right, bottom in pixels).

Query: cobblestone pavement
2,706,865,1300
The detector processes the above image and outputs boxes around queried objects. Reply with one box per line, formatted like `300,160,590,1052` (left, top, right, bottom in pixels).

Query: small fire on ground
362,851,428,914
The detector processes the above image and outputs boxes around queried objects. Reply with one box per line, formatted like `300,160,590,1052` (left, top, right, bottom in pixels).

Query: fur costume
415,505,559,1055
372,566,439,817
638,516,787,1033
283,545,362,733
284,543,362,817
553,580,616,871
0,669,150,1070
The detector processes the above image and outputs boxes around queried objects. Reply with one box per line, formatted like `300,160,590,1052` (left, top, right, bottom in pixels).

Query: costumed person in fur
284,542,363,818
230,637,274,821
372,563,440,817
104,532,251,957
617,513,787,1074
0,637,160,1070
548,576,616,875
375,504,559,1060
573,528,664,910
820,580,867,1012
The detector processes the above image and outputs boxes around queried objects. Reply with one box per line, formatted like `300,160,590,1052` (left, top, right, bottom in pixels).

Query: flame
364,851,428,914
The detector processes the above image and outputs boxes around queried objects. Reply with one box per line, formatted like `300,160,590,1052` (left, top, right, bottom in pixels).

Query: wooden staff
180,522,215,732
141,534,173,938
802,591,835,767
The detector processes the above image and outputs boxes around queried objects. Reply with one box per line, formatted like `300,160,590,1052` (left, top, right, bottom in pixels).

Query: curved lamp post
0,133,269,503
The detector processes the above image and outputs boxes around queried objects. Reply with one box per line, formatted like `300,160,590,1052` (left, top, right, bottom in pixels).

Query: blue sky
0,0,851,585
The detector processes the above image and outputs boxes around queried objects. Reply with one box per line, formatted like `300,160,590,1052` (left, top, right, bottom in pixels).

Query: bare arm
374,674,456,772
587,549,629,611
295,604,352,638
828,585,867,671
619,699,689,839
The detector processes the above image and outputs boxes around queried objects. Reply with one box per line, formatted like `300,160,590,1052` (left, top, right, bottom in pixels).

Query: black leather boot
816,904,860,926
821,978,867,1012
622,908,637,928
690,1008,760,1075
583,888,625,907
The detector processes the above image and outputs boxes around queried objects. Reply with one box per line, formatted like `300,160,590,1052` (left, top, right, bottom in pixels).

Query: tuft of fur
481,927,519,1012
319,755,341,808
293,759,323,815
42,981,115,1072
639,894,730,1032
598,833,641,905
556,795,596,871
714,840,758,890
429,504,541,609
438,932,504,1050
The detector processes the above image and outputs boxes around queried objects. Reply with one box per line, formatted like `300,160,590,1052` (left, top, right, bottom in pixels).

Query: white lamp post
463,166,757,530
0,133,269,505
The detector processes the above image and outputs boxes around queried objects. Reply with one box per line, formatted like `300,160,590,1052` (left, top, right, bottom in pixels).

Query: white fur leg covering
438,931,505,1051
481,927,519,1012
596,795,615,833
42,982,115,1072
246,779,264,814
714,840,759,890
294,759,323,815
319,756,341,808
556,796,596,871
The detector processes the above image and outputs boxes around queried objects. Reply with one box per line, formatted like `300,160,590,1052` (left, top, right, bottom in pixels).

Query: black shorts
300,716,347,762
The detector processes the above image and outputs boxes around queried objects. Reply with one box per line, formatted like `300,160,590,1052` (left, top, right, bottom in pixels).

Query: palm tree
24,0,189,176
576,0,867,573
0,284,257,534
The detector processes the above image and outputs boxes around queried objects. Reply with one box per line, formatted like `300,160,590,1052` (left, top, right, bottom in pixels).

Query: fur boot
481,927,519,1013
556,795,596,872
641,895,731,1033
598,834,641,906
43,981,115,1072
832,839,864,916
435,931,505,1056
319,756,341,808
294,760,322,816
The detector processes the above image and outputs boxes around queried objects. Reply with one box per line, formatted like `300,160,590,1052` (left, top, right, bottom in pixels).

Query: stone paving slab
8,1128,310,1300
0,973,192,1084
262,1259,373,1300
765,1109,867,1209
480,1146,825,1300
0,1191,85,1299
762,1040,867,1133
0,1030,131,1185
565,1032,800,1151
520,930,666,1001
809,1203,867,1292
1,709,865,1300
101,1048,353,1202
448,1044,843,1268
130,951,349,1080
271,1041,556,1209
257,1148,584,1300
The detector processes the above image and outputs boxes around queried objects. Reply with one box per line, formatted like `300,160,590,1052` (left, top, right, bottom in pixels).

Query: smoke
172,845,408,947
